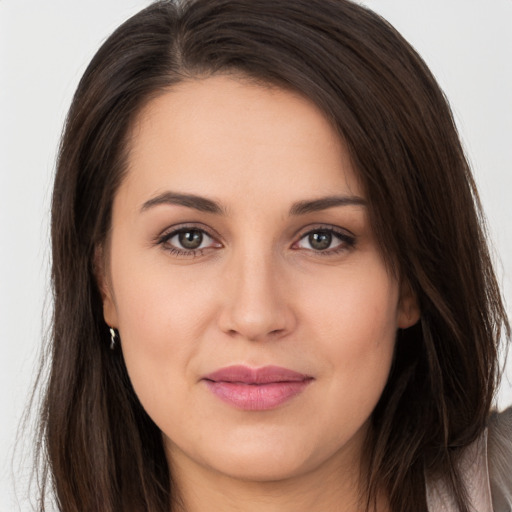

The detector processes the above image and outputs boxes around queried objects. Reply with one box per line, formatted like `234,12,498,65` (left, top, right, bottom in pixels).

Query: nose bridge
219,242,293,341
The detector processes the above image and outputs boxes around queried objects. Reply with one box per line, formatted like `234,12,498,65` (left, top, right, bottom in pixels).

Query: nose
217,250,297,342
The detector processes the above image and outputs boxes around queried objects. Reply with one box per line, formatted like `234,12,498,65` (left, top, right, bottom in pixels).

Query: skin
100,75,420,512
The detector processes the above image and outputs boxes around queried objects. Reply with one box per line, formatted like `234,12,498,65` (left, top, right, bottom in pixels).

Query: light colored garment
426,407,512,512
488,407,512,512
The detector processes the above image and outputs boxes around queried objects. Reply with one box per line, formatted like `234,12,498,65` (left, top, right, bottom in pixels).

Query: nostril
217,284,297,341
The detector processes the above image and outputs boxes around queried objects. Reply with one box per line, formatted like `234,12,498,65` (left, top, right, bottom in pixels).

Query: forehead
121,75,363,208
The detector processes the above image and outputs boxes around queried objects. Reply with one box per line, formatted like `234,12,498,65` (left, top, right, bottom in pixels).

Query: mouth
201,365,314,411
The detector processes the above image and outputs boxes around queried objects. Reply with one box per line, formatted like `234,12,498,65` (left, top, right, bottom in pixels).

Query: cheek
112,241,218,340
109,251,219,419
303,260,399,348
299,260,399,405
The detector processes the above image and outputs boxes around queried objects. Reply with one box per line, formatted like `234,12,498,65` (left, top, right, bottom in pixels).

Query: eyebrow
141,192,225,215
140,191,366,216
289,195,367,215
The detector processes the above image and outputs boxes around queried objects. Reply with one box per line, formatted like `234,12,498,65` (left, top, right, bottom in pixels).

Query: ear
94,245,119,328
397,280,420,329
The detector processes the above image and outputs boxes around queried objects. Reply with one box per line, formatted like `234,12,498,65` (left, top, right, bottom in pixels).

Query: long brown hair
39,1,510,511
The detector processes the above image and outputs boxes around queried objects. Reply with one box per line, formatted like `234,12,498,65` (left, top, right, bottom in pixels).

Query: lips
202,365,313,410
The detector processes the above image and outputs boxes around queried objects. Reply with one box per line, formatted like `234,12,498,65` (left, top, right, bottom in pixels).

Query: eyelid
293,223,356,241
155,223,223,256
155,222,221,243
292,224,356,253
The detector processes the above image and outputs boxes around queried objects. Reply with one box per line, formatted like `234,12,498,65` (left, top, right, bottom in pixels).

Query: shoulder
488,406,512,512
426,407,512,512
426,430,492,511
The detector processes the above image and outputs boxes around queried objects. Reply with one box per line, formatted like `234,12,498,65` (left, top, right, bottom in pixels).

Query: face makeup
101,75,419,488
202,365,314,410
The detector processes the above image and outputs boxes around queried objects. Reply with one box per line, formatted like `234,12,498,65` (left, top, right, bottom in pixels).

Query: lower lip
204,380,311,410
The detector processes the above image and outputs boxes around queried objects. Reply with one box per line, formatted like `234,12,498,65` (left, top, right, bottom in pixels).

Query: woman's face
100,75,419,484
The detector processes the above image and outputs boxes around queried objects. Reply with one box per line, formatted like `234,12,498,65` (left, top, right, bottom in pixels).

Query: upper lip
202,365,312,384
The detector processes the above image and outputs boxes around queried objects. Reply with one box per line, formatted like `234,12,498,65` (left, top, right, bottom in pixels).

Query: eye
174,229,207,250
157,226,221,256
295,228,355,254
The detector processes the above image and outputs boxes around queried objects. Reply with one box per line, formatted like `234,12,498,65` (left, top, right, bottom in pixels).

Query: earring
109,327,117,350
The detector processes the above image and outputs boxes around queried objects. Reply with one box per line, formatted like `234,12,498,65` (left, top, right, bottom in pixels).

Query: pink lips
202,365,313,411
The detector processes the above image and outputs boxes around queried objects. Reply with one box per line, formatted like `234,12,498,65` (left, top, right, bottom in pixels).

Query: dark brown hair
39,1,510,511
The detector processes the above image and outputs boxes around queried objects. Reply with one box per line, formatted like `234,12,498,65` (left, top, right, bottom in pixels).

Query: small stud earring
109,327,117,350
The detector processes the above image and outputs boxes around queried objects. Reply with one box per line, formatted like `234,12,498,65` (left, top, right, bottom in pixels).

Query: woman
38,0,511,511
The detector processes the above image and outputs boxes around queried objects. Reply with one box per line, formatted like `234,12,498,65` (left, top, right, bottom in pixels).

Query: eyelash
156,224,356,258
293,226,356,256
155,224,219,258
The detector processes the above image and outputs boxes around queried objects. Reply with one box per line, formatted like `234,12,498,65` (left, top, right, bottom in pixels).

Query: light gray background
1,1,511,510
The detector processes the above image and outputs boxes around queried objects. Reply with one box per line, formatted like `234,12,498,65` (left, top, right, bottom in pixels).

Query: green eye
158,226,221,256
178,230,204,249
296,227,355,254
308,231,332,251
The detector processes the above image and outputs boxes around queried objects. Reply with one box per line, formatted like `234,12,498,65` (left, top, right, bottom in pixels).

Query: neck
167,440,389,512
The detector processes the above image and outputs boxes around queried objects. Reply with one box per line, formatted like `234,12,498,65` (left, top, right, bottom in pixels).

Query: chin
209,448,315,483
166,428,323,483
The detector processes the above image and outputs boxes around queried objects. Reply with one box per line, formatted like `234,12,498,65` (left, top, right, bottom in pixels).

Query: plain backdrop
1,1,511,510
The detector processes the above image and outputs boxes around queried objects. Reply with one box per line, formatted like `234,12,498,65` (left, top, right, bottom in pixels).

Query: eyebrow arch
289,195,366,215
141,192,226,215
